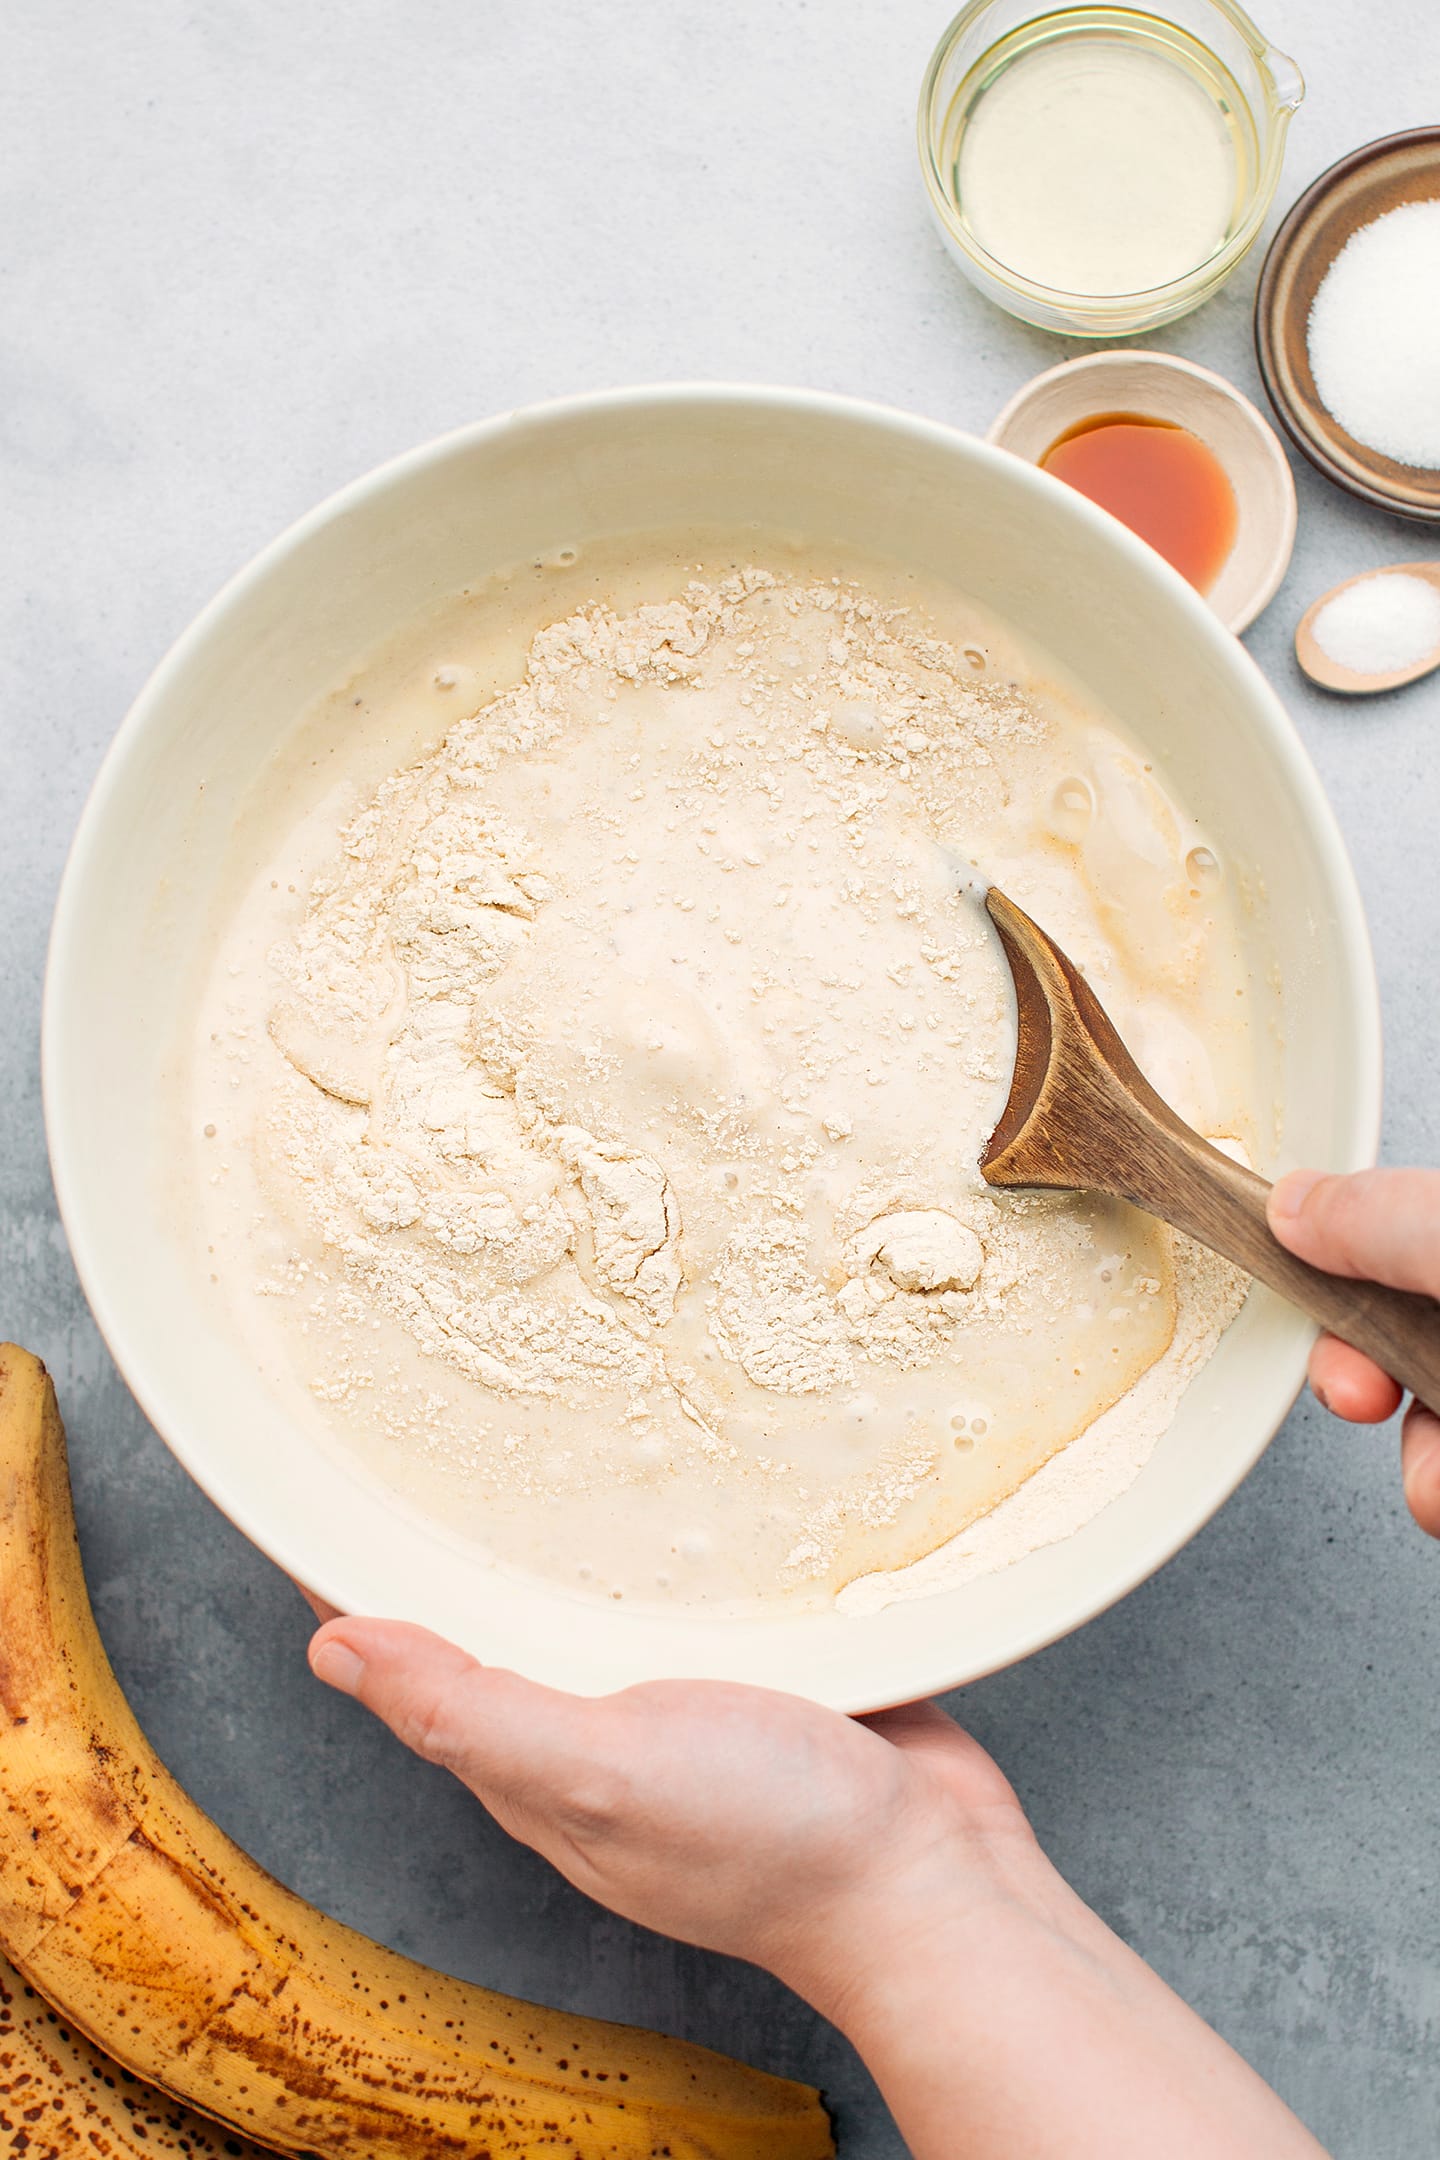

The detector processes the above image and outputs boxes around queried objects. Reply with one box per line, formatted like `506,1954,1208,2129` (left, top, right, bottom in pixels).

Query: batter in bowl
190,545,1256,1612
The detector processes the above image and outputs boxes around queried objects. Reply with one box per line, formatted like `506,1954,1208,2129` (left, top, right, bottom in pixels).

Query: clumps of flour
212,563,1254,1609
712,1218,853,1395
559,1131,682,1324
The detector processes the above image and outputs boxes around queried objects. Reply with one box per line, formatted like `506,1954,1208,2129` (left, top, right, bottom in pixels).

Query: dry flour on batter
191,558,1255,1612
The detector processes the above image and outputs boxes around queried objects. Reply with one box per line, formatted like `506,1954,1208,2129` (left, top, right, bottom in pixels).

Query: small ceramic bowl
1255,127,1440,522
987,350,1297,633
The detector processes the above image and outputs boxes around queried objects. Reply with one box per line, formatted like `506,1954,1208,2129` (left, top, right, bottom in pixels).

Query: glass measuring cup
918,0,1304,336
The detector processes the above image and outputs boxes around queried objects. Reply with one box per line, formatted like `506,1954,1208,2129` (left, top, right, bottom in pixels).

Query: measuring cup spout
1262,42,1305,113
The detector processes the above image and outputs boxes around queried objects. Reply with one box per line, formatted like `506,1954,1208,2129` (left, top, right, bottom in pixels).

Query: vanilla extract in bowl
1040,413,1239,593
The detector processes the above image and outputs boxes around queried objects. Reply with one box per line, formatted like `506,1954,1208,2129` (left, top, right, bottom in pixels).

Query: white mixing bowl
44,386,1379,1711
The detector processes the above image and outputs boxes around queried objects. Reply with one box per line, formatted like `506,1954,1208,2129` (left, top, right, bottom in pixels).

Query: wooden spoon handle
1103,1122,1440,1415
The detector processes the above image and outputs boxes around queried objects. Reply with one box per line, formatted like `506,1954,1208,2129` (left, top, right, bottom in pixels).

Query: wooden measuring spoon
980,885,1440,1411
1295,562,1440,694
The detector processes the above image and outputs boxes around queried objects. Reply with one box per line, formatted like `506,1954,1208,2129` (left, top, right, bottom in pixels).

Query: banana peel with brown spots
0,1345,834,2160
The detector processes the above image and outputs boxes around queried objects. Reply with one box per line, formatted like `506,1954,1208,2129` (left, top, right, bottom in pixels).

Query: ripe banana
0,1345,834,2159
0,1946,279,2158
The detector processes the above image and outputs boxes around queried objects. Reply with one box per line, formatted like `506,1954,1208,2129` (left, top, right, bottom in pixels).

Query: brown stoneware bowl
1255,127,1440,522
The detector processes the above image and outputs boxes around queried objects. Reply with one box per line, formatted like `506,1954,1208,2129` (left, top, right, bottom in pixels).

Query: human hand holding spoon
980,885,1440,1413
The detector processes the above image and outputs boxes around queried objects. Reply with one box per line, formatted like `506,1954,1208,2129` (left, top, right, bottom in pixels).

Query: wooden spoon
980,886,1440,1411
1295,562,1440,694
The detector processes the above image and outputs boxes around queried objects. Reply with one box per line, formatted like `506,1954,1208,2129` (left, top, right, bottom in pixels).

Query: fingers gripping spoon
979,886,1440,1413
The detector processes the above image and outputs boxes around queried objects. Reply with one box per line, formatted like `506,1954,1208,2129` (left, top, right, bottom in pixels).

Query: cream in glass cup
918,1,1304,336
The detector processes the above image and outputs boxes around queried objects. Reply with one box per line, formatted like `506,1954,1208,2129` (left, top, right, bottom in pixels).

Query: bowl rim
1254,125,1440,523
42,381,1383,1706
985,349,1298,633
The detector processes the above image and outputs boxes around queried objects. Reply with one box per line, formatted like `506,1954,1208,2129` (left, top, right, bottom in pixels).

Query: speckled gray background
2,4,1438,2152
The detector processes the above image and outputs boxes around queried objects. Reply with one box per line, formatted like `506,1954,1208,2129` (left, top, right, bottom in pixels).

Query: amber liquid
1040,413,1238,593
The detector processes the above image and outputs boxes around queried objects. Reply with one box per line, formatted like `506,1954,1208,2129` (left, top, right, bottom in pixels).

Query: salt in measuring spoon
1295,562,1440,695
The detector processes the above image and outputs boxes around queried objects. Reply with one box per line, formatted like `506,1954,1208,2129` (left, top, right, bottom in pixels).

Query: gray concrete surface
2,3,1438,2152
